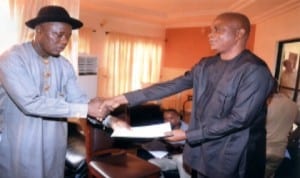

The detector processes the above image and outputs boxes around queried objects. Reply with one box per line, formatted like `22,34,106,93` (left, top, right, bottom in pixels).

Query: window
0,0,17,53
275,38,300,105
99,32,164,97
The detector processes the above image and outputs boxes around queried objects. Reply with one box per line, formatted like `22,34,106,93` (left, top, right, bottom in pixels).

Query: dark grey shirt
124,50,274,178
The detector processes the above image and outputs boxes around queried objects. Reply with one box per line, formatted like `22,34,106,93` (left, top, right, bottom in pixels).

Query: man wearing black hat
0,5,107,178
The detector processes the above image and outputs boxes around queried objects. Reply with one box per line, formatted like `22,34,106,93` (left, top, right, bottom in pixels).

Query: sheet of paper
148,150,168,159
111,122,171,138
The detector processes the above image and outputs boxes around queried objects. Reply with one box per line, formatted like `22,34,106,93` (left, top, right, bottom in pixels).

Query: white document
111,122,171,138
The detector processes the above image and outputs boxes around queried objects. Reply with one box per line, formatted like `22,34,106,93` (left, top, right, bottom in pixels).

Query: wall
164,25,256,69
254,6,300,75
164,27,214,69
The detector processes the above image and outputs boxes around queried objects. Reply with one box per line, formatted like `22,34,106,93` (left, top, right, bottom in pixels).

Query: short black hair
217,12,251,35
163,108,182,120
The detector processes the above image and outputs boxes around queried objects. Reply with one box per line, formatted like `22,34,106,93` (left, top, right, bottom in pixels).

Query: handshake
87,95,128,121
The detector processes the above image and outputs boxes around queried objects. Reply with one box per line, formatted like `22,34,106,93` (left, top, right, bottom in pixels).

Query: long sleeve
0,44,89,118
125,71,194,106
186,66,273,145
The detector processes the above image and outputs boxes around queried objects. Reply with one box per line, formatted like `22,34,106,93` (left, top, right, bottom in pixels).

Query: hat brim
25,16,83,29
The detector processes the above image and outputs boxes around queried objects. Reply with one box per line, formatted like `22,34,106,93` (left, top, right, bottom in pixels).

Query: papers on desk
111,122,171,138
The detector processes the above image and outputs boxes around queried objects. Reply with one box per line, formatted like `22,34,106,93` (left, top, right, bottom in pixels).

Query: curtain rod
104,31,166,42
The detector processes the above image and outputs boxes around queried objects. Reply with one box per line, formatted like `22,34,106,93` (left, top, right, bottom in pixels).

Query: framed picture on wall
274,38,300,104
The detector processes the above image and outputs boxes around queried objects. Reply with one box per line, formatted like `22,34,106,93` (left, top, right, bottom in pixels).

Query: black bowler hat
25,5,83,29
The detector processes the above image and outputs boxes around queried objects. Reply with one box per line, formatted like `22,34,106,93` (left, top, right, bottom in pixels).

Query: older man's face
35,22,72,57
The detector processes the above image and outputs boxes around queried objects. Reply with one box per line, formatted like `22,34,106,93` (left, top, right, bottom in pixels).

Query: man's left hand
164,129,186,142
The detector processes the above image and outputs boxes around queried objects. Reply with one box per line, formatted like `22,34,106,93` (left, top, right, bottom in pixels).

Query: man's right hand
97,95,129,121
87,97,104,119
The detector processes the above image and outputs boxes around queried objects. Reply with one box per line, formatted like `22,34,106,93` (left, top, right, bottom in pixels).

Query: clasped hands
87,97,118,120
87,95,128,128
87,96,186,139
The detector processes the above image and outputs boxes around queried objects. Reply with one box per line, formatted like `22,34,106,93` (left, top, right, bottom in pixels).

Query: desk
89,150,160,178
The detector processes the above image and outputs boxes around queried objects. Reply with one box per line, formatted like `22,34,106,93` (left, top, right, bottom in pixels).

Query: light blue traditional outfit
0,42,89,178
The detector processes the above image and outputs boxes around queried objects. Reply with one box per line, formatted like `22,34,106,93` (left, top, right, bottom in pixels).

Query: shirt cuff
102,115,112,127
69,103,88,118
186,128,205,145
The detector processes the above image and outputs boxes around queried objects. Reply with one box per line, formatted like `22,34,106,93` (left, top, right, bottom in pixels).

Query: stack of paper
111,122,171,138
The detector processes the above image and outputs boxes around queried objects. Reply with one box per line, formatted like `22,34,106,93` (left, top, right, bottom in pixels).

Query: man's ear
236,28,246,39
35,25,42,34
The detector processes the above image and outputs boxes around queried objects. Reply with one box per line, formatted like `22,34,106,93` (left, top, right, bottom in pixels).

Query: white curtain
99,32,164,97
0,0,17,54
0,0,80,73
78,27,92,55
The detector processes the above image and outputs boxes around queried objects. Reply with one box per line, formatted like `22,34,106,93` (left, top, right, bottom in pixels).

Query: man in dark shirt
98,12,274,178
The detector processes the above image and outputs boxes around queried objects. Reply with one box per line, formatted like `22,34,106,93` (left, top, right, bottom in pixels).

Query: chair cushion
66,123,86,171
66,134,86,169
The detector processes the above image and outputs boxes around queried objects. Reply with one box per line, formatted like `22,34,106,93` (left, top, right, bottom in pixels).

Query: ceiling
80,0,300,29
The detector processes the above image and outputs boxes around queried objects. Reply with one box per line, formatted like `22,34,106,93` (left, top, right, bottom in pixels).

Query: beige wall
254,6,300,75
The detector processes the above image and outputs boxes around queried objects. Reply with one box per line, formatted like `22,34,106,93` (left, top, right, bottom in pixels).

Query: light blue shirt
0,42,89,178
